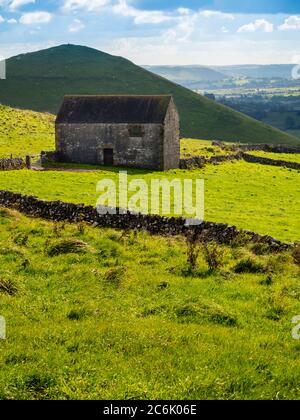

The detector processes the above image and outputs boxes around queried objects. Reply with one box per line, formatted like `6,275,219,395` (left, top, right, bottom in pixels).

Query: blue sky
1,1,300,65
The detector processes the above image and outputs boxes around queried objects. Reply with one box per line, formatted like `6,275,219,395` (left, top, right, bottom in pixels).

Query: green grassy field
0,104,300,401
1,44,299,145
0,105,54,158
0,106,299,243
0,208,300,400
181,139,231,158
0,161,298,243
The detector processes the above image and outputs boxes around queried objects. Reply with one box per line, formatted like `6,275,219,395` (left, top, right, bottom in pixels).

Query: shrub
202,242,225,271
52,222,65,238
185,232,200,273
0,278,18,295
77,222,85,235
46,239,89,257
234,257,265,274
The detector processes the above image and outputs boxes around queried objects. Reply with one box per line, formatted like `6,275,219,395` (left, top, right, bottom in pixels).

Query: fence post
25,155,31,169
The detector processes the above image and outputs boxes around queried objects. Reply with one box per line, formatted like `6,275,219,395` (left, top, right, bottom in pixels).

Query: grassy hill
0,44,299,145
0,105,54,158
0,208,300,400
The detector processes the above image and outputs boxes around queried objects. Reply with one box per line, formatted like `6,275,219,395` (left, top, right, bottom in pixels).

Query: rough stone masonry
0,190,293,251
54,95,180,171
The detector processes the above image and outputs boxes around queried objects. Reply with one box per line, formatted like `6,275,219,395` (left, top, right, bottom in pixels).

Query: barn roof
56,95,173,124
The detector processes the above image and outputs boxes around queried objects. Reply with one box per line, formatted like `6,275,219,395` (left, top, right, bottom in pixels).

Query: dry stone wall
0,190,292,251
212,141,300,154
0,158,25,171
241,153,300,170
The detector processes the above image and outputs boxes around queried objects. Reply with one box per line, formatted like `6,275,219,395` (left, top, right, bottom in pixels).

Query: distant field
249,150,300,164
207,87,300,97
0,161,298,243
180,139,231,158
0,209,300,400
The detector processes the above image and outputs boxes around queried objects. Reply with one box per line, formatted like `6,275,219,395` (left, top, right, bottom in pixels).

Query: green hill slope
0,44,299,145
0,105,54,157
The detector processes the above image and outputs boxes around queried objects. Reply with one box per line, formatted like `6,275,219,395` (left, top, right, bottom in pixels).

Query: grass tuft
46,239,89,257
0,278,18,295
234,257,265,274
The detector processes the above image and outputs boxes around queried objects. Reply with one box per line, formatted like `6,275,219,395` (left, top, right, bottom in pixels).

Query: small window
129,125,144,137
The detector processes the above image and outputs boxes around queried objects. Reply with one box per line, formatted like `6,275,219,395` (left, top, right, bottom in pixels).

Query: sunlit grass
0,105,55,158
0,209,299,400
0,160,299,243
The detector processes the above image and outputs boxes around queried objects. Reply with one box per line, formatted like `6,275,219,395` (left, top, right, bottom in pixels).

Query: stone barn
55,95,180,170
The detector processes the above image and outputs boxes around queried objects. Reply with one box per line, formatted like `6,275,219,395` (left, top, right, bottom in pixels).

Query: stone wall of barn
56,123,165,170
163,100,180,170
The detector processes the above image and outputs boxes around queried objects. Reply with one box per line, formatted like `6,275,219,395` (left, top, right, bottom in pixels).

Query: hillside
214,64,296,80
0,208,300,399
143,65,226,85
0,44,299,145
0,105,54,158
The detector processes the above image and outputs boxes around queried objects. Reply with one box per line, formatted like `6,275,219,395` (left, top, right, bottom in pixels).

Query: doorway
103,148,114,166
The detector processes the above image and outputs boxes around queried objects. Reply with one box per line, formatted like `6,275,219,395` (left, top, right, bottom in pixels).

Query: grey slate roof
56,95,173,124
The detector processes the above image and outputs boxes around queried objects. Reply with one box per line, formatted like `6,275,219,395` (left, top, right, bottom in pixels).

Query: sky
1,1,300,65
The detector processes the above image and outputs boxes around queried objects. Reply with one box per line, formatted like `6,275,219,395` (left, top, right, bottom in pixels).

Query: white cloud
0,14,5,23
68,18,85,32
278,16,300,31
237,19,274,33
198,10,234,20
7,18,17,23
162,7,235,42
19,11,52,25
113,0,173,25
62,1,235,27
63,0,111,12
9,0,35,10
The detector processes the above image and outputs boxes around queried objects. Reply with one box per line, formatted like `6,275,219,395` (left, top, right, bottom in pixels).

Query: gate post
25,155,31,169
